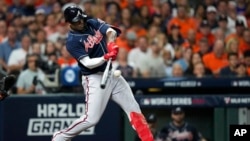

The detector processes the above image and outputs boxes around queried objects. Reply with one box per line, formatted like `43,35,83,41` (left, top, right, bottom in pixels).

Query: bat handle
100,84,105,89
100,58,112,89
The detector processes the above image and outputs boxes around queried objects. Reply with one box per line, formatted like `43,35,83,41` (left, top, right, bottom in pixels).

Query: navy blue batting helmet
64,5,87,23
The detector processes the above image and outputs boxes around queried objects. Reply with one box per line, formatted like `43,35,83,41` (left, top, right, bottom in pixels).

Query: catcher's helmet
64,5,87,23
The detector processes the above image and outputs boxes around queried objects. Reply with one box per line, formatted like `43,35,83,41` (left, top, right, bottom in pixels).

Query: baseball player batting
51,5,153,141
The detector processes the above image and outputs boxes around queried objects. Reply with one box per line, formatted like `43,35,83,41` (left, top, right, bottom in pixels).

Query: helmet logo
71,10,82,22
77,10,81,17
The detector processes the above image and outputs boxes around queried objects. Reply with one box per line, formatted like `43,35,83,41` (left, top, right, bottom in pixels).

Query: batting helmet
64,5,87,23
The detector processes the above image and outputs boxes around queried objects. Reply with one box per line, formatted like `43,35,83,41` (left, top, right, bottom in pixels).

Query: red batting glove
104,51,117,61
107,42,119,54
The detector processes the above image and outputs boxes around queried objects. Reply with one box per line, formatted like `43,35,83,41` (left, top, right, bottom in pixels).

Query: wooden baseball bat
100,58,112,89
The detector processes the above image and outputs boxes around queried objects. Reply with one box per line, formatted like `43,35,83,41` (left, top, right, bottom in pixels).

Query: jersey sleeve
87,18,110,35
87,18,121,36
66,37,88,61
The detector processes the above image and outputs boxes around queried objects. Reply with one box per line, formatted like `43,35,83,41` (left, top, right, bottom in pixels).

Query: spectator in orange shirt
135,0,152,9
182,29,196,50
149,0,161,15
121,0,140,16
57,46,77,68
128,17,147,38
5,0,43,7
202,39,228,75
195,38,211,56
121,0,153,12
196,20,215,47
168,5,196,38
115,25,131,52
238,29,250,53
225,19,245,43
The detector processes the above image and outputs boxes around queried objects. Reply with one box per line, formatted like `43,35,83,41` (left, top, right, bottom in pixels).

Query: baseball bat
100,58,112,89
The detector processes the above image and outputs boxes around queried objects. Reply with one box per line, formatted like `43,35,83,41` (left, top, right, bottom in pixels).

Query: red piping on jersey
52,76,90,141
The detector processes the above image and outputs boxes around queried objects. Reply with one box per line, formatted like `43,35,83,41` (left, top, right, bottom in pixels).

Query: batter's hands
107,42,119,54
104,42,119,61
104,51,117,61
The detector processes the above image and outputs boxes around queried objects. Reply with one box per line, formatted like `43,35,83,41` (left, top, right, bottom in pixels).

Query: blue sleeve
66,37,87,61
87,18,110,35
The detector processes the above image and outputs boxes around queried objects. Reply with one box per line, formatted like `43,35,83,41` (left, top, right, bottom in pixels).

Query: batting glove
104,51,117,61
107,42,119,54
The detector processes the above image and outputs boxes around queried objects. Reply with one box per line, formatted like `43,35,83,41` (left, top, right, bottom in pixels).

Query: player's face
70,19,84,31
171,112,185,123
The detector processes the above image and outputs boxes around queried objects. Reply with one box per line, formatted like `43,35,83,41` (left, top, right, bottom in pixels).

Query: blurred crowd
110,0,250,79
0,0,250,94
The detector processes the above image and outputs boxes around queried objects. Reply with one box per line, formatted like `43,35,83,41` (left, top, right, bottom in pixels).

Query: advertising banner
125,77,250,88
137,95,250,108
0,94,122,141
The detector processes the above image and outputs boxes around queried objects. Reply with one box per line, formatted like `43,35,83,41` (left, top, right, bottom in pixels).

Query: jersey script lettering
83,30,103,52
